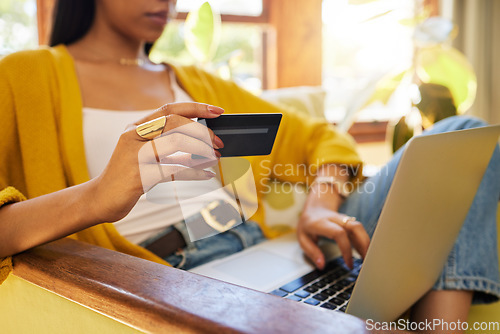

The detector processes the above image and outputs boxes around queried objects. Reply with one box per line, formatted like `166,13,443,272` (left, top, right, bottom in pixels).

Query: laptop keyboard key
287,295,302,301
279,271,320,293
320,302,336,310
313,293,328,301
319,278,330,285
270,255,362,311
270,289,288,297
294,290,310,299
304,298,320,306
339,279,352,287
304,286,319,293
330,297,345,306
323,275,336,284
280,281,306,293
312,281,328,289
338,292,350,300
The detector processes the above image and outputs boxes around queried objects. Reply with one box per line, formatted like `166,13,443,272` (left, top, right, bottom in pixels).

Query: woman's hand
0,102,225,257
89,102,225,223
297,166,370,270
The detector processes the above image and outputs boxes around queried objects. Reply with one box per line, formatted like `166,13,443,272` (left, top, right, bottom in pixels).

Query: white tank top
82,69,236,244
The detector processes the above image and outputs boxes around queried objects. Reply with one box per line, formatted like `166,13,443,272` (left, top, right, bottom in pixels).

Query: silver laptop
190,124,500,322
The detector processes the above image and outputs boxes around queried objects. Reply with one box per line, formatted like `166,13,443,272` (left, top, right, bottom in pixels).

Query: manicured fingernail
208,105,224,114
214,136,224,148
214,150,221,158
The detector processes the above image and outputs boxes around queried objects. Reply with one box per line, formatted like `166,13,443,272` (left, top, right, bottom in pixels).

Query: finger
138,133,218,165
332,215,370,259
159,152,219,169
160,165,216,181
153,132,218,161
162,114,224,148
139,163,216,192
310,219,354,269
297,230,325,270
133,114,224,150
344,220,370,259
133,102,224,125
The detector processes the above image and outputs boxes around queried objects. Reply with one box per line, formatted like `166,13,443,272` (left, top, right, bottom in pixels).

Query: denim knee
431,115,488,133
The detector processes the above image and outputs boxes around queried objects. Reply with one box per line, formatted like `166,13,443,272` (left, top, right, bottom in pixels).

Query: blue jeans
140,219,266,270
339,116,500,304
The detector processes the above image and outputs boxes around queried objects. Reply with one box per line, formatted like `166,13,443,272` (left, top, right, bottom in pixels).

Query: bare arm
0,180,102,257
0,103,224,258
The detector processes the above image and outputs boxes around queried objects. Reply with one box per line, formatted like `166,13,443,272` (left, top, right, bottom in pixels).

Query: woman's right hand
89,102,225,224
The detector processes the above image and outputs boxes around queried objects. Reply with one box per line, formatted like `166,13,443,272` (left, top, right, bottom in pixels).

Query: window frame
35,0,440,143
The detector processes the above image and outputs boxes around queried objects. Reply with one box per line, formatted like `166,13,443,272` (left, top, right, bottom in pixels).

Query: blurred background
1,0,498,167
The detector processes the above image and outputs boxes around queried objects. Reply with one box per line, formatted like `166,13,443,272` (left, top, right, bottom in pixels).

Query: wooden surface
13,239,369,334
36,0,55,45
268,0,323,88
347,121,389,143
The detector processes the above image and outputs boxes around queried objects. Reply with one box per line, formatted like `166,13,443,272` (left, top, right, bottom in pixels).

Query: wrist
87,173,143,223
310,176,352,199
79,178,105,225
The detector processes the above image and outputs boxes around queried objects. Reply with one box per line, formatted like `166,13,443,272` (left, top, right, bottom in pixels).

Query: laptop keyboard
270,257,363,312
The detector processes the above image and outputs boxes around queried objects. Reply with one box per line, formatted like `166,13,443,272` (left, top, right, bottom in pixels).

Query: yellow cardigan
0,45,362,283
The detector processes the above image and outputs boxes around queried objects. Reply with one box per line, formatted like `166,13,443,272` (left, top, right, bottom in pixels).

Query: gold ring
341,216,356,227
136,116,167,140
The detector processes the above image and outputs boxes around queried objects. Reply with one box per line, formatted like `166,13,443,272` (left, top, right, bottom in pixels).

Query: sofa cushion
260,86,326,119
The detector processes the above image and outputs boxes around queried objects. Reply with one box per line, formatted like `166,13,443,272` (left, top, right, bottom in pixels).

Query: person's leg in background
339,116,500,318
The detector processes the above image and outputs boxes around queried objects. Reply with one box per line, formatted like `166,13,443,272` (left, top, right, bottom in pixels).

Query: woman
0,0,498,330
0,0,361,269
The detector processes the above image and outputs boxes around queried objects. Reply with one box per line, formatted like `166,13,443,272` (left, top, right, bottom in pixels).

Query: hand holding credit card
197,113,282,157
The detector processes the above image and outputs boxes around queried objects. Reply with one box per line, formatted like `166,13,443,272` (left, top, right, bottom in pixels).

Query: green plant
184,1,221,65
356,0,476,113
0,0,38,55
150,2,259,84
349,0,477,151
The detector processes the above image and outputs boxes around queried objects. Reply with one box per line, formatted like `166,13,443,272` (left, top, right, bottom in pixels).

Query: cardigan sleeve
172,65,364,182
0,54,24,194
0,53,31,285
0,187,27,285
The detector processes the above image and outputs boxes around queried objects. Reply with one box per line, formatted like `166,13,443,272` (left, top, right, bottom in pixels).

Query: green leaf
184,2,221,63
362,70,410,108
398,10,430,27
416,45,477,113
360,9,394,23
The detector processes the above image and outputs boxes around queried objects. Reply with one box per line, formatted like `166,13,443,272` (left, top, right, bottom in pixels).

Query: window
322,0,416,125
176,0,263,17
33,0,322,93
0,0,38,56
150,1,267,92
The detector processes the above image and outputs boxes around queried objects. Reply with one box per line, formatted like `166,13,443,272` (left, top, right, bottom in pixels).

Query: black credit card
198,113,282,157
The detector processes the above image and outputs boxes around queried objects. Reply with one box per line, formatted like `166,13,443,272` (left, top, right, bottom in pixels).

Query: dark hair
49,0,154,54
49,0,96,47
